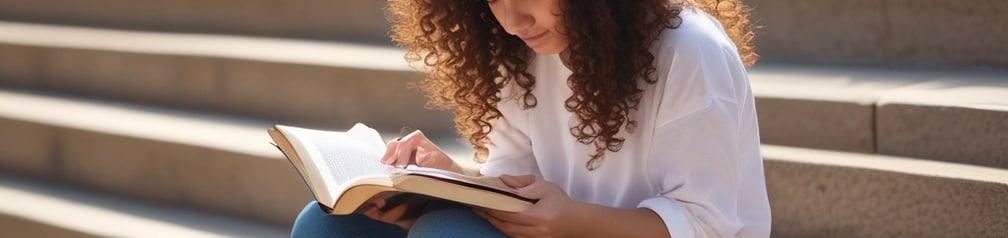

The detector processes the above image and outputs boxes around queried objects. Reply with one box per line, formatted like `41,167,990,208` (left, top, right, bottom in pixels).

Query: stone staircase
0,0,393,44
0,0,1005,237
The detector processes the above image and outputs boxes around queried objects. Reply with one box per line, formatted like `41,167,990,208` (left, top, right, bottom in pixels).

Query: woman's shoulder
648,7,751,118
650,7,748,84
653,7,740,60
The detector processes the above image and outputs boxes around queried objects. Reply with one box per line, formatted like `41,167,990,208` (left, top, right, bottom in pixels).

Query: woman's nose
499,1,535,35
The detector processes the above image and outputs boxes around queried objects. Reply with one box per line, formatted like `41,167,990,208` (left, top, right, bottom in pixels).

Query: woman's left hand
477,174,583,238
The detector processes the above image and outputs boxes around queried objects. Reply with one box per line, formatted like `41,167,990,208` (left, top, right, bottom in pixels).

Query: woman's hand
477,175,584,238
380,129,461,173
356,192,417,229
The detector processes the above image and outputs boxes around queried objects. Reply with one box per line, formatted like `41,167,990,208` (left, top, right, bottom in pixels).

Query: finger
371,195,387,209
378,203,408,223
384,129,422,166
380,141,401,165
480,210,537,237
514,180,552,199
414,146,434,167
394,135,423,168
360,205,382,220
398,129,424,144
480,210,515,230
359,195,392,221
394,143,416,168
355,194,386,215
484,210,538,225
499,174,537,189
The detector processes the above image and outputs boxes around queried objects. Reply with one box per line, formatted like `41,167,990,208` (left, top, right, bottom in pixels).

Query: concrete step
1,21,1004,167
746,0,1008,69
0,173,287,238
750,64,1008,169
2,0,1003,68
2,87,1006,236
0,87,475,227
762,145,1008,238
0,0,392,44
0,87,309,227
0,21,455,135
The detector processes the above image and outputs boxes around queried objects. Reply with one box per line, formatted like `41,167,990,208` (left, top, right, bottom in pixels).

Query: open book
267,123,534,215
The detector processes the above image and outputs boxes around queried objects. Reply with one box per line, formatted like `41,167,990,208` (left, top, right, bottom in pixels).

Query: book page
277,124,388,206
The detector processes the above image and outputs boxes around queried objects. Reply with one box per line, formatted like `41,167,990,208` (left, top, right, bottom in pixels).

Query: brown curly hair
386,0,756,170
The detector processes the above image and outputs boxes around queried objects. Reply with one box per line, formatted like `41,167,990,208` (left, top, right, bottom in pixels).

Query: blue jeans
290,201,509,238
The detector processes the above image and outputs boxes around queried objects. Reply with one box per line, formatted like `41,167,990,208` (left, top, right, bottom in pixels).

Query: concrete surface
878,105,1007,169
2,87,1006,236
763,145,1008,238
0,87,476,227
2,21,1005,168
876,76,1008,168
0,0,392,44
5,0,1003,68
750,64,1008,166
754,97,875,153
0,21,455,135
748,64,921,153
746,0,1008,69
0,88,311,226
0,174,287,238
2,1,1005,236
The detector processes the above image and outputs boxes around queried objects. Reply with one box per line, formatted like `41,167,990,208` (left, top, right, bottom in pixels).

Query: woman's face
488,0,568,54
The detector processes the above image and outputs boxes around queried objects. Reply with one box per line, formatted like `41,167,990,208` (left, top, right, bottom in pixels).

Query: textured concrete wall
2,0,1005,68
878,104,1008,169
750,64,1008,166
765,158,1008,238
0,117,312,227
755,97,875,153
0,215,97,238
0,43,455,135
0,118,57,179
0,0,392,44
745,0,1008,69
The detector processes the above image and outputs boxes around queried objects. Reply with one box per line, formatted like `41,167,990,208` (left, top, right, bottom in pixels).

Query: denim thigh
290,201,407,238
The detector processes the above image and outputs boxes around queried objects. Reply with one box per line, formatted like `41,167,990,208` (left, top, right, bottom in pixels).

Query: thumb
499,174,536,189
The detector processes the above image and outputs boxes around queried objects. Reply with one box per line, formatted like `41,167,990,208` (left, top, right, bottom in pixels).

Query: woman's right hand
380,129,461,173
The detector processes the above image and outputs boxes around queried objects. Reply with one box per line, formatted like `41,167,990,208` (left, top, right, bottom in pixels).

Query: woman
293,0,770,237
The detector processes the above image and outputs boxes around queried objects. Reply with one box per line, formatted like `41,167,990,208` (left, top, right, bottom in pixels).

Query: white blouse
478,8,772,238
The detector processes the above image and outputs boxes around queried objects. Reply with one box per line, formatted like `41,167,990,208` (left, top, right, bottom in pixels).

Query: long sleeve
639,97,769,237
636,9,771,237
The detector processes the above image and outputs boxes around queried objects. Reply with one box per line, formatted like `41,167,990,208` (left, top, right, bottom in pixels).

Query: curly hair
386,0,756,171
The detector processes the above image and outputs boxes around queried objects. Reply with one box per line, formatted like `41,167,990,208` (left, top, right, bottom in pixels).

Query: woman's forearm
567,201,671,238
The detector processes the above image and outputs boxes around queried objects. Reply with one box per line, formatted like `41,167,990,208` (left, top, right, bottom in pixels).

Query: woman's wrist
560,201,592,237
561,201,670,238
